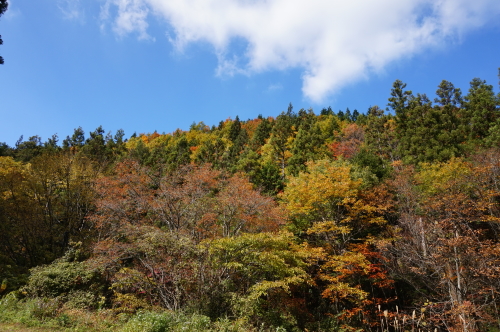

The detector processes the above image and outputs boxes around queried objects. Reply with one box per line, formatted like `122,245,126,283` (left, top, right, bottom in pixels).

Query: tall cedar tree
461,78,499,143
364,106,398,162
269,104,296,179
288,109,326,176
393,80,464,163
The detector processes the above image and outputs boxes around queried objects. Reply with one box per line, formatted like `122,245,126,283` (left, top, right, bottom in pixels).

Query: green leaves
203,231,312,319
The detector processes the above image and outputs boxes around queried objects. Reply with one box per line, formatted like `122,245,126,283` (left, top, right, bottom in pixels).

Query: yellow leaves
111,292,151,313
0,156,25,175
316,114,340,144
319,251,372,302
281,159,360,217
307,220,352,236
280,159,394,312
146,133,172,149
282,159,388,238
416,157,472,196
322,251,371,275
0,156,29,199
258,140,274,163
247,275,307,300
125,136,144,151
321,281,368,302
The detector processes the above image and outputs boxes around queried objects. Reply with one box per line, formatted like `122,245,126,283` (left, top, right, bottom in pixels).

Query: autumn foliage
2,73,500,331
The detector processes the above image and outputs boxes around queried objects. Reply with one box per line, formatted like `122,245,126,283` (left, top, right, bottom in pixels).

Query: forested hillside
1,74,500,331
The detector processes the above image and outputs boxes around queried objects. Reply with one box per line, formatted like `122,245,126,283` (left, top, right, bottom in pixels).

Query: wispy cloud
101,0,154,41
267,83,283,93
100,0,500,102
58,0,85,23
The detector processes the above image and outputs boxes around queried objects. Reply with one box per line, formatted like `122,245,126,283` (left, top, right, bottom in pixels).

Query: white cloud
102,0,154,40
58,0,85,22
101,0,500,102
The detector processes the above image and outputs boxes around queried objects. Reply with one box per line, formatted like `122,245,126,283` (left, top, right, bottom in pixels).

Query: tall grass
0,293,293,332
376,305,438,332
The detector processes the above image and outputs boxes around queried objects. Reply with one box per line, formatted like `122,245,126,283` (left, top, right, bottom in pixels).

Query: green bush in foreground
0,294,285,332
20,245,108,310
119,311,210,332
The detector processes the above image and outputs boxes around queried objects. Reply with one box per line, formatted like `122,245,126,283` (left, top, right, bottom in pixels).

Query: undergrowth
0,293,285,332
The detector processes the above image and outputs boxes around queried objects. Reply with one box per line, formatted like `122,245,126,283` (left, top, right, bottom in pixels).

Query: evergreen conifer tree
0,0,8,65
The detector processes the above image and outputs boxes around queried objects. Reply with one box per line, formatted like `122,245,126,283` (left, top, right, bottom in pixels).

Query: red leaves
92,161,285,241
380,153,500,330
329,123,365,159
90,160,288,311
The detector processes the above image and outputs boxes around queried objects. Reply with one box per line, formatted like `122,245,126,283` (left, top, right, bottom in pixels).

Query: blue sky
0,0,499,146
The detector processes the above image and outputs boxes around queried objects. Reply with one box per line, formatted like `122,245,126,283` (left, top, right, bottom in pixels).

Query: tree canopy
0,0,8,65
2,72,500,331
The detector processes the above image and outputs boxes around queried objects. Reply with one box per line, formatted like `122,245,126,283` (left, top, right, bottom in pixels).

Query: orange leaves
91,161,293,314
93,160,153,231
241,117,262,139
319,250,370,301
380,152,500,330
137,131,161,144
329,123,365,159
93,161,284,241
215,174,285,237
281,159,394,327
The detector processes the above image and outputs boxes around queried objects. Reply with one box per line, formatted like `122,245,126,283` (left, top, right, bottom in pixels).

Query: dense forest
1,74,500,331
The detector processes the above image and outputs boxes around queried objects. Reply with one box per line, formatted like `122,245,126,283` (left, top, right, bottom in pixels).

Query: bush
111,293,151,314
26,297,60,320
0,292,20,322
21,247,109,310
0,263,29,296
119,311,177,332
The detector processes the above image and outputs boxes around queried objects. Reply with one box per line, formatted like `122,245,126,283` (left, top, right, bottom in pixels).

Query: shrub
26,297,60,320
119,311,175,332
21,247,109,310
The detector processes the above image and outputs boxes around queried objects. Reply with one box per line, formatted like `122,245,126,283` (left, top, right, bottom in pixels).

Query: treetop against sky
0,0,499,145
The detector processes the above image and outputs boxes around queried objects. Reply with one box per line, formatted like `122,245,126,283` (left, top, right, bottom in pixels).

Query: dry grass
0,322,63,332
